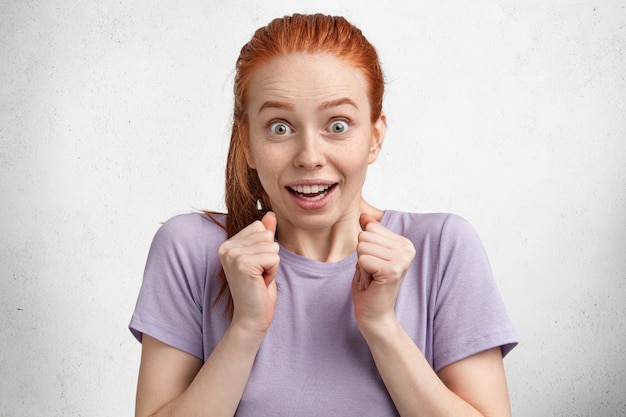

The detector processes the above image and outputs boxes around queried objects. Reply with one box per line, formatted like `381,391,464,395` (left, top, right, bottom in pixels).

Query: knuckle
392,265,404,278
220,246,241,264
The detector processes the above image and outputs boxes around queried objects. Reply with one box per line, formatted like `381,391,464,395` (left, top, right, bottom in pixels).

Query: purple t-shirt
130,210,517,416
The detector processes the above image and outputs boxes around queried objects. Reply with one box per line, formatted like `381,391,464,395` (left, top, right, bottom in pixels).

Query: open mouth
287,184,336,201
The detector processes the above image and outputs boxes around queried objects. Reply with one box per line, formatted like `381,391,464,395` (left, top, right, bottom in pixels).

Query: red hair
208,13,385,316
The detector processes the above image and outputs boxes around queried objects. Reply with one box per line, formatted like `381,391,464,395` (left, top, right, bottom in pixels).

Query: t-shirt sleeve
432,214,517,372
129,214,208,360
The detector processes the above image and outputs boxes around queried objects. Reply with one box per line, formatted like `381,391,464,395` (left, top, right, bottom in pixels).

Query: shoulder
148,212,228,264
132,213,228,358
382,210,479,244
141,212,228,305
382,211,488,269
155,212,227,244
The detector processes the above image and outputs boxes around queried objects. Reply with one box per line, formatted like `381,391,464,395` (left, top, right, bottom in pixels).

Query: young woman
130,14,517,417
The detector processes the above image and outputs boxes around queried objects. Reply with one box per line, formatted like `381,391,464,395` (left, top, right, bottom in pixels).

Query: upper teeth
290,184,332,194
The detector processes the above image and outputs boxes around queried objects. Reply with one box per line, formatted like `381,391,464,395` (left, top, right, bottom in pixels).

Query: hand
218,212,280,334
352,213,416,329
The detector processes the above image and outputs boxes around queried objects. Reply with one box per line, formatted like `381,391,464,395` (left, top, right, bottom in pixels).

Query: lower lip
287,185,335,210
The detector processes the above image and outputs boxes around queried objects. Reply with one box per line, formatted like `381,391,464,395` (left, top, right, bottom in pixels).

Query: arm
358,318,511,417
353,214,512,417
135,213,279,417
135,327,266,417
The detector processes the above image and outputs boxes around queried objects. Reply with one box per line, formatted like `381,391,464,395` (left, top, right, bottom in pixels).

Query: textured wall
1,1,625,415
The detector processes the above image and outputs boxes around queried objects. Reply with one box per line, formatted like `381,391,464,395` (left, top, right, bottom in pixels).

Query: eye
327,120,349,134
268,121,292,135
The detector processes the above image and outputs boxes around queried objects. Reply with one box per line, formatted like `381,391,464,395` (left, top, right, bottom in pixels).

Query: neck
275,200,384,262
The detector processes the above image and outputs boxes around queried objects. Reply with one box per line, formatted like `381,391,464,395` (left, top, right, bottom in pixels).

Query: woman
130,14,517,416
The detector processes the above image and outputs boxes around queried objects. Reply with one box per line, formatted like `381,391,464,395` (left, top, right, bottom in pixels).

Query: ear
237,120,256,169
368,112,386,164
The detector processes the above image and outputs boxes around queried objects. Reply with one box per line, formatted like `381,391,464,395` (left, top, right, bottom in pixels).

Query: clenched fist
218,212,280,334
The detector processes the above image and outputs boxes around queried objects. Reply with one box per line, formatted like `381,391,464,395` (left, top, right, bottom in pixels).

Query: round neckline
276,210,393,272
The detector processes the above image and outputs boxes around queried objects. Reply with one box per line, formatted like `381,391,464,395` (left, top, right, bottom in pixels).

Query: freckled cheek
331,148,372,172
251,153,284,189
248,142,283,167
254,171,281,202
261,154,289,177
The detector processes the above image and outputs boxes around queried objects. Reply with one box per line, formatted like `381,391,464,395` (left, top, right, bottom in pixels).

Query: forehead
247,53,370,111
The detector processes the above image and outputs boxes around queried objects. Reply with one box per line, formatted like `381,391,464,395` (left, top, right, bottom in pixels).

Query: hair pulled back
211,14,385,315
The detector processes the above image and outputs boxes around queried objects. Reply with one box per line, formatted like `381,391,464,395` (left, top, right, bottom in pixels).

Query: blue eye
268,122,292,135
328,120,349,134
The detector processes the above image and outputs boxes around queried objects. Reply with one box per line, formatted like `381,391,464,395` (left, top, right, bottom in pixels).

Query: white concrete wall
1,1,625,415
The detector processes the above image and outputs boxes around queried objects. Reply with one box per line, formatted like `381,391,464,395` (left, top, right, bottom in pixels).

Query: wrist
356,313,400,342
228,318,270,348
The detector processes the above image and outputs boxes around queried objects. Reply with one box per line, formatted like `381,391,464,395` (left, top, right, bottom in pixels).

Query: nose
293,130,325,170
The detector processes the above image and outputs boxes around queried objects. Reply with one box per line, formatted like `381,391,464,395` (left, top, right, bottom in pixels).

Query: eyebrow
317,98,359,111
258,101,295,114
257,98,359,114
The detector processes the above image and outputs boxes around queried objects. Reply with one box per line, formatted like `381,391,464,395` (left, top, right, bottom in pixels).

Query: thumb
261,211,277,235
359,213,379,231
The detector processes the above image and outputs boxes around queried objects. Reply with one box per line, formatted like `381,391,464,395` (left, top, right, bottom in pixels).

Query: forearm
152,325,264,417
359,318,483,417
